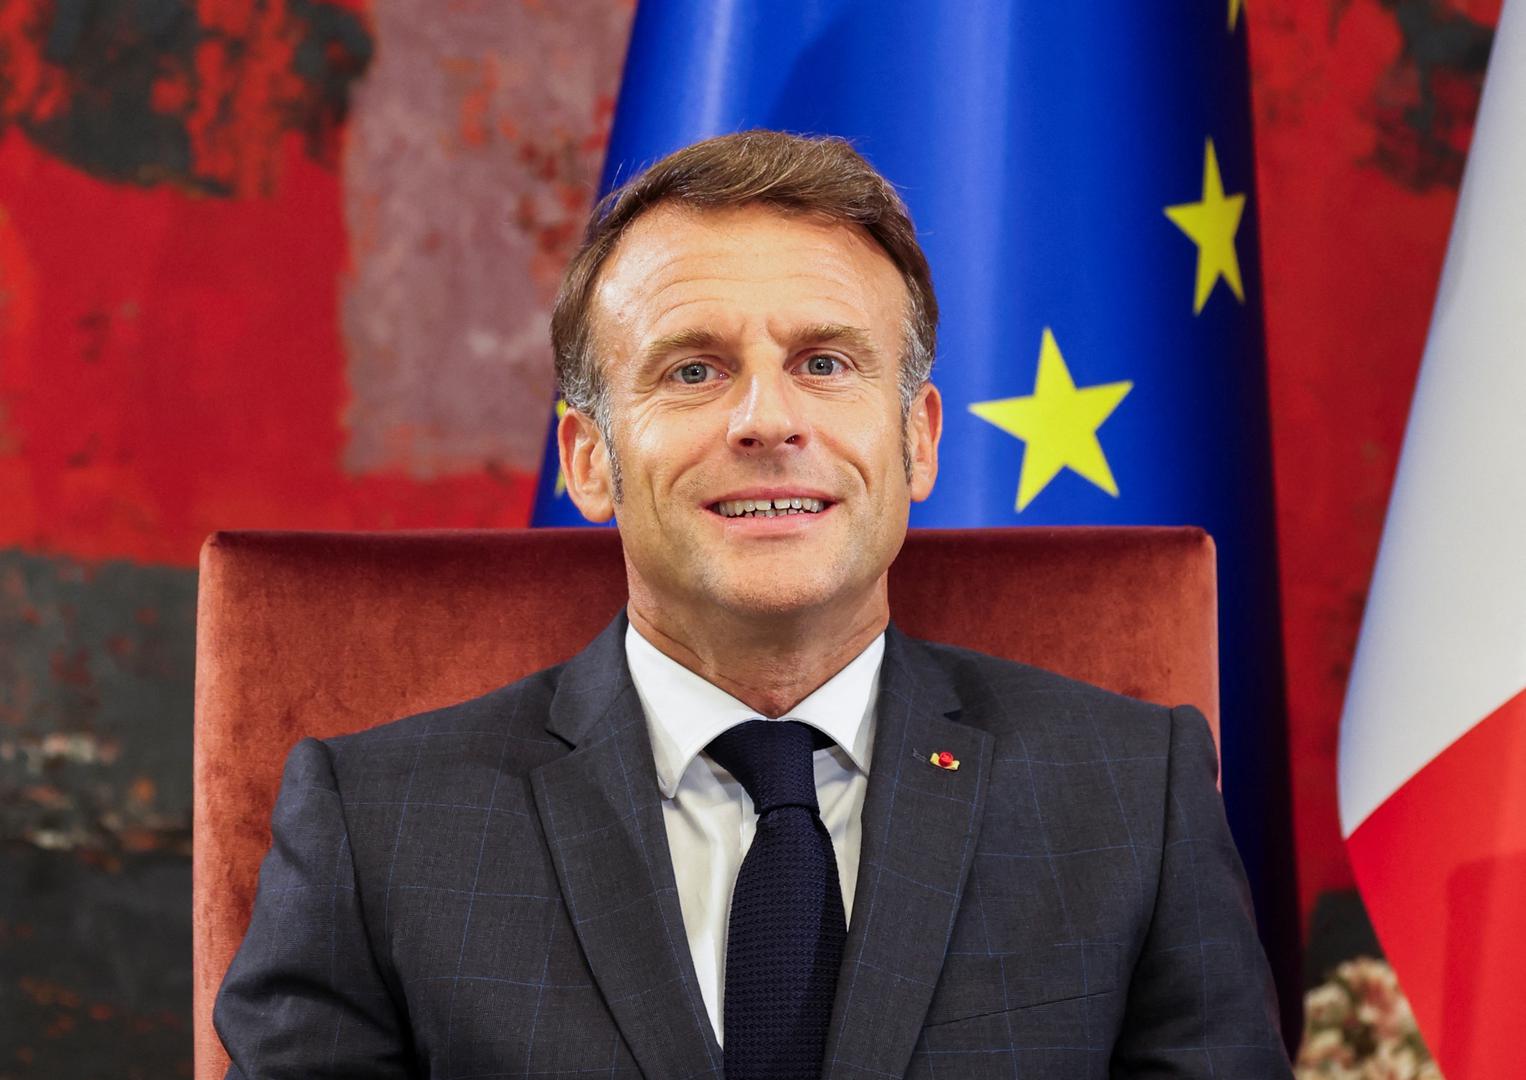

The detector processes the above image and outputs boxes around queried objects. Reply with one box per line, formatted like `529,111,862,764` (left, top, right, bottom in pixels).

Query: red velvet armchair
193,526,1219,1079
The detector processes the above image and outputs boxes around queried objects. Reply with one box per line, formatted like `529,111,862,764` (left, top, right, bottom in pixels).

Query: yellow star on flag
1164,138,1246,314
968,328,1133,512
1229,0,1244,31
552,398,571,497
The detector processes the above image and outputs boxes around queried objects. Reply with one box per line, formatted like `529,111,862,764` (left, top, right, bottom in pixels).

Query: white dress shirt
623,623,883,1043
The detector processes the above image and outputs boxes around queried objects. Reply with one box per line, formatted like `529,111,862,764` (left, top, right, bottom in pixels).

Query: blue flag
531,0,1298,1036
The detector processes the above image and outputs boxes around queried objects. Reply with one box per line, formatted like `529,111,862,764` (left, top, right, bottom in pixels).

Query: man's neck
625,593,888,719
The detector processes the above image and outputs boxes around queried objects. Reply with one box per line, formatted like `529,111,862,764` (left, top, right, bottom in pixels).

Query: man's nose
727,368,808,454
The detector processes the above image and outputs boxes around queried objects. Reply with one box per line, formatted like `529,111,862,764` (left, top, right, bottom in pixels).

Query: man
215,131,1291,1079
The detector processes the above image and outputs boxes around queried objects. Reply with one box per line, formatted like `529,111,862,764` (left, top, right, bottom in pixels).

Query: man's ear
557,406,615,523
907,381,942,502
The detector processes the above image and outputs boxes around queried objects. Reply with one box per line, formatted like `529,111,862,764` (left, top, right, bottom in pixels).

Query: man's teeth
716,497,827,518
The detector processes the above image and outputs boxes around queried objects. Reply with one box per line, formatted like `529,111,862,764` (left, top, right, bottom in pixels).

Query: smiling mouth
709,497,831,518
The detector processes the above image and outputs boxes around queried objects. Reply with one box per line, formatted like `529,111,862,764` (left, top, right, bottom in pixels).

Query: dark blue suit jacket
215,614,1291,1078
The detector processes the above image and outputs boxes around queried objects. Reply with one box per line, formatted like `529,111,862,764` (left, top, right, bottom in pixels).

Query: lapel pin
929,750,960,771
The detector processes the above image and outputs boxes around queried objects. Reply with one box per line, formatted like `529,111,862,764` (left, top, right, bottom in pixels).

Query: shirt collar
624,621,883,799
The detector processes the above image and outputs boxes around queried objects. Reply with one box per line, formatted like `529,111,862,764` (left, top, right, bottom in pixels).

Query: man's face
559,203,940,623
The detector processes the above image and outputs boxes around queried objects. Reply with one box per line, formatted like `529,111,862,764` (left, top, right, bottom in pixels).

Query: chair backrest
193,526,1217,1078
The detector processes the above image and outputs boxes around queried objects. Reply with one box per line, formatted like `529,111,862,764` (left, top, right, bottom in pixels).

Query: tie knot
706,719,824,816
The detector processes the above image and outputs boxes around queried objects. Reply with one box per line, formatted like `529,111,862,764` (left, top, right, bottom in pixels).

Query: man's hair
550,130,939,434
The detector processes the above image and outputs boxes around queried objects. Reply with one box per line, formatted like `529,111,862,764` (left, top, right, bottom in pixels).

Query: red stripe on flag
1346,687,1526,1079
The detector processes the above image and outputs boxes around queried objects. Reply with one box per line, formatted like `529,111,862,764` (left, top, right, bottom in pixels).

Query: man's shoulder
319,658,576,781
898,631,1181,750
903,631,1176,715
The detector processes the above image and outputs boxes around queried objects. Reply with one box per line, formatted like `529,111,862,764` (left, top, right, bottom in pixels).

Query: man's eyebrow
791,323,882,358
637,327,726,374
635,322,884,374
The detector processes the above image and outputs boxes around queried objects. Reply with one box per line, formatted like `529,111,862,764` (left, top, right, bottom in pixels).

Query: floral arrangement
1295,957,1442,1080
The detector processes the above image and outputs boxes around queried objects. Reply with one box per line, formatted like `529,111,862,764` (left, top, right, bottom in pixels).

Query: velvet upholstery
192,525,1218,1080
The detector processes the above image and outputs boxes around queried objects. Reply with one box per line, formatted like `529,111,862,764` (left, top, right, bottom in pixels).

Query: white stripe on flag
1337,0,1526,836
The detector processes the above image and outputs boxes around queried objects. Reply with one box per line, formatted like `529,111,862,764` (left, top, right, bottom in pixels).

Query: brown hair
550,130,939,432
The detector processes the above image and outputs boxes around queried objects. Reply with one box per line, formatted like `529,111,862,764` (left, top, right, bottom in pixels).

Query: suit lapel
824,626,993,1080
531,614,723,1080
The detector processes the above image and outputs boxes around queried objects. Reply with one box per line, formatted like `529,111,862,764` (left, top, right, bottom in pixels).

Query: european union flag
531,0,1298,1037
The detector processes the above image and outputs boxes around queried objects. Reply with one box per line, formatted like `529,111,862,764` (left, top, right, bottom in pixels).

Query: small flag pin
929,750,960,771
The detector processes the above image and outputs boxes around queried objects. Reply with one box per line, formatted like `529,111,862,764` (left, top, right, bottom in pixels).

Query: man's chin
701,575,845,622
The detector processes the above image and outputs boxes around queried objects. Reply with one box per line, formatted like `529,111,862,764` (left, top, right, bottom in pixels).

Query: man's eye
801,354,843,376
674,362,715,384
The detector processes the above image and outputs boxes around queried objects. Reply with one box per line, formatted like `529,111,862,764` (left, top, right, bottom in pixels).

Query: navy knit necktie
707,719,845,1080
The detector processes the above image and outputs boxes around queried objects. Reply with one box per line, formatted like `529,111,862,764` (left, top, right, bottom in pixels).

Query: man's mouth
709,496,831,518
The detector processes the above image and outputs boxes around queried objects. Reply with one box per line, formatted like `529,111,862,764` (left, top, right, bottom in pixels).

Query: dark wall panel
1,548,196,1077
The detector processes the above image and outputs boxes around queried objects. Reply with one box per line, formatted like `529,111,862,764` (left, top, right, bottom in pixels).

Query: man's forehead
591,202,908,340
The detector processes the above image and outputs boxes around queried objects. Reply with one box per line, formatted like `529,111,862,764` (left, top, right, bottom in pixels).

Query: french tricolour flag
1338,3,1526,1076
